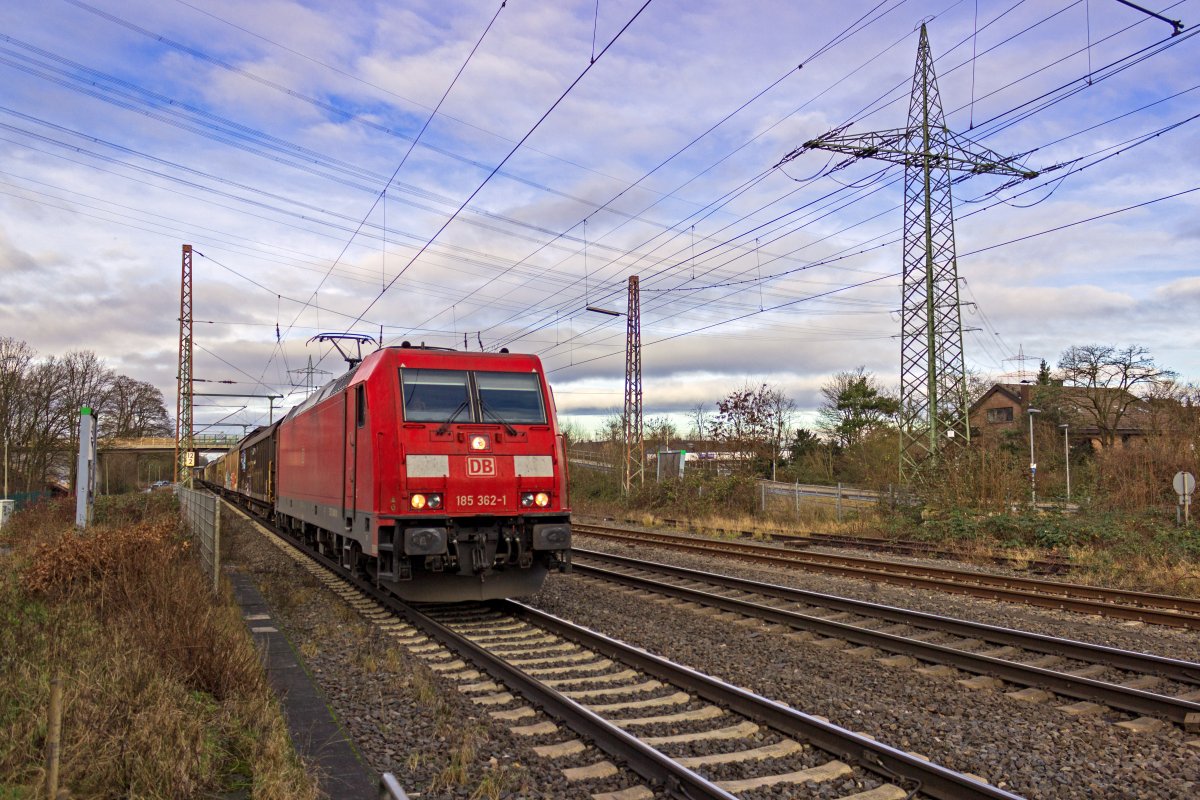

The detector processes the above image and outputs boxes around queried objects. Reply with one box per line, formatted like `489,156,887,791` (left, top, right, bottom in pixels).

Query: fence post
836,482,843,522
45,673,63,800
760,483,765,514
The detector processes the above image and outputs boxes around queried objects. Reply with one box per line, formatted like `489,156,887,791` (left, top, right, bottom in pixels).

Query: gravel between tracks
524,527,1200,800
223,502,1200,800
223,510,602,800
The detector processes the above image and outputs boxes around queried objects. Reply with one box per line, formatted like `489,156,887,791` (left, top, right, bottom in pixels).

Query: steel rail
575,549,1200,685
224,500,738,800
784,533,1069,572
396,602,739,800
228,498,1028,799
571,555,1200,727
648,517,1073,572
575,523,1200,629
504,600,1028,800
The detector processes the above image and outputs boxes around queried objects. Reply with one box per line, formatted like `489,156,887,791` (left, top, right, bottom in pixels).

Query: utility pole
175,244,194,486
290,355,330,394
623,276,643,493
780,24,1036,483
1003,344,1041,383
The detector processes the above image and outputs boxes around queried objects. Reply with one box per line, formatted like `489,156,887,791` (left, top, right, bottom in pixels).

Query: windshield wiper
435,400,469,435
480,400,518,435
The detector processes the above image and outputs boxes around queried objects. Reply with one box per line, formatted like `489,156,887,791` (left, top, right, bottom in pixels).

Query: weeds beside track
0,494,317,799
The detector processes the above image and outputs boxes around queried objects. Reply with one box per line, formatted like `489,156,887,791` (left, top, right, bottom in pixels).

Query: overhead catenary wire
421,0,933,341
532,101,1200,372
340,0,659,338
5,1,1195,430
501,17,1195,352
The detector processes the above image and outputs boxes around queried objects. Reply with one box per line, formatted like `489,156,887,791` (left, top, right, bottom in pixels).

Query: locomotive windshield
399,368,546,425
400,369,470,422
476,371,545,424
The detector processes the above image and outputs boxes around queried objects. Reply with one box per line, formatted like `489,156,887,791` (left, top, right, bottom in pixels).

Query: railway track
228,500,1026,799
574,522,1200,630
573,549,1200,731
648,518,1072,574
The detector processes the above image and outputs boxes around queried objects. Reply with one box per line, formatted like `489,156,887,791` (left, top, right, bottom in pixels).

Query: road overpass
101,434,242,455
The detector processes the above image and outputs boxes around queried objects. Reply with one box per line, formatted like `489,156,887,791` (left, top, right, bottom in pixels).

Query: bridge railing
102,433,244,451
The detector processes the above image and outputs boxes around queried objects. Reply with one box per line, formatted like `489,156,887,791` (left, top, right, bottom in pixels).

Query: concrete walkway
230,571,377,799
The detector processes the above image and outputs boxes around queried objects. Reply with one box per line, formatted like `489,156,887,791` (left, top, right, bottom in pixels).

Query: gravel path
525,528,1200,800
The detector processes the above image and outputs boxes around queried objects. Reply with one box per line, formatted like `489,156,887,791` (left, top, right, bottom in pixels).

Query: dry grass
469,760,529,800
0,496,318,799
1069,545,1200,596
619,508,886,541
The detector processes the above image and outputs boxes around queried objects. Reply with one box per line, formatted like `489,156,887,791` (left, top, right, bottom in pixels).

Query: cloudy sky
2,0,1198,436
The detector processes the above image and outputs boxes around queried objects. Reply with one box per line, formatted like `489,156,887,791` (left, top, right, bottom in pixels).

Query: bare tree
689,402,710,448
0,337,35,492
644,415,679,454
16,357,68,492
0,340,166,493
56,350,114,489
1056,344,1176,447
711,383,795,477
101,375,172,438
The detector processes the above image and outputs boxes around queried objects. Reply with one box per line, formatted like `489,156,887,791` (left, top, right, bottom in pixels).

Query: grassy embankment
570,468,1200,597
0,494,317,800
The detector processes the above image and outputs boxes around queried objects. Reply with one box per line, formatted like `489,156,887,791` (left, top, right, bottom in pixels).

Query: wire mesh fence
178,486,220,593
758,480,910,521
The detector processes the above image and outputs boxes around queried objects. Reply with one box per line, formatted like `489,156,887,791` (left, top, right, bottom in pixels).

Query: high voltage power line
3,1,1196,435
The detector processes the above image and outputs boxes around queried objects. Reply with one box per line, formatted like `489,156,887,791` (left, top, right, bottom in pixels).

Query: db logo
466,457,496,477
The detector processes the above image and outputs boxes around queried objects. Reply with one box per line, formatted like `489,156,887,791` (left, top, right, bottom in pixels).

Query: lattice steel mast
175,244,194,485
623,275,643,493
780,24,1035,480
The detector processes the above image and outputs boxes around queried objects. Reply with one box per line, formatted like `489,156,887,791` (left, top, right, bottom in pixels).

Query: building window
986,406,1014,424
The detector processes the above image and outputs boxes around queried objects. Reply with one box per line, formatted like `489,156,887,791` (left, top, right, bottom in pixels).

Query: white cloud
2,0,1198,437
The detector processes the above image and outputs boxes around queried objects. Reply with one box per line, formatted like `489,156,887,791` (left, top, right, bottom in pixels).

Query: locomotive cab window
399,368,547,426
400,369,470,422
476,371,546,424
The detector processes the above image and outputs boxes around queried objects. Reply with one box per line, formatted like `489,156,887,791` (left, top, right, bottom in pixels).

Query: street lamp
1059,423,1070,502
1027,408,1041,506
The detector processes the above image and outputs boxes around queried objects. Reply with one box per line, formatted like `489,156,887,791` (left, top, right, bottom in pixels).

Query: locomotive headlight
522,492,551,508
410,494,427,510
468,434,490,451
426,493,443,510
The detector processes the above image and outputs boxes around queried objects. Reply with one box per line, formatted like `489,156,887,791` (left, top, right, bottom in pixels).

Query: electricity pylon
623,276,643,493
779,24,1035,481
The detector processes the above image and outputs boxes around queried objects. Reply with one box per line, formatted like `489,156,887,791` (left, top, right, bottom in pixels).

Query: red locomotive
204,343,572,601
